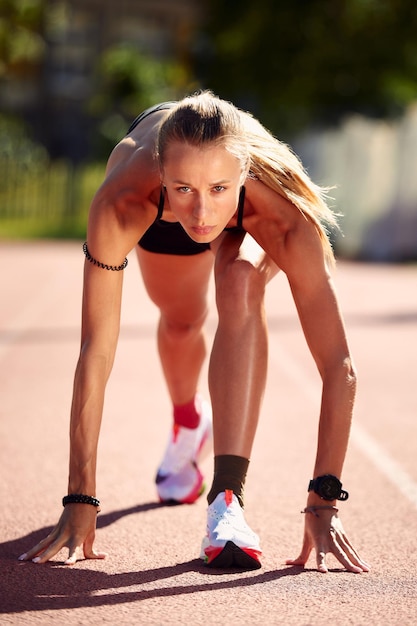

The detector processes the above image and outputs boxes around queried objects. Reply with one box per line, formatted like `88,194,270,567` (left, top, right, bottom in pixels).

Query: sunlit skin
162,142,247,243
17,103,370,573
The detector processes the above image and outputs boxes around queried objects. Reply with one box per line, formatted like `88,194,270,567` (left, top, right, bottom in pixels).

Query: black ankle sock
207,455,249,508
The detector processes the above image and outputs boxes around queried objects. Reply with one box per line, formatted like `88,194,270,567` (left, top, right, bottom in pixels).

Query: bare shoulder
244,178,328,281
87,114,170,251
101,145,159,206
91,114,168,225
103,139,159,200
243,178,301,252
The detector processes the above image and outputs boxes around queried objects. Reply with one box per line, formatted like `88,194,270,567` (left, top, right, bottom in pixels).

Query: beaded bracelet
63,493,100,508
83,242,128,271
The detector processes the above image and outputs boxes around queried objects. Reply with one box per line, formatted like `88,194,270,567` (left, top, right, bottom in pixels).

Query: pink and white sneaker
200,490,262,569
156,398,212,504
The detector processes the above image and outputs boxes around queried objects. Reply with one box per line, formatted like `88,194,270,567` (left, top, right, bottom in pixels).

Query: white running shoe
156,461,205,504
156,396,212,504
200,490,262,569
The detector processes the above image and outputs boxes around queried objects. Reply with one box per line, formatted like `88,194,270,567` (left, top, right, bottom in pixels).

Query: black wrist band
62,493,100,507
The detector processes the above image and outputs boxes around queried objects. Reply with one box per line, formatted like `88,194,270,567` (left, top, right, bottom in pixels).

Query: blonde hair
158,91,250,171
158,91,338,265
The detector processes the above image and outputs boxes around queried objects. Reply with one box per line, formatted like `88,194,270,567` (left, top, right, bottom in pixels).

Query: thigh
136,246,214,323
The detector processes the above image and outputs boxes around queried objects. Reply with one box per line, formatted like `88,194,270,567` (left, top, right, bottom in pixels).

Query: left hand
18,503,107,565
286,506,370,573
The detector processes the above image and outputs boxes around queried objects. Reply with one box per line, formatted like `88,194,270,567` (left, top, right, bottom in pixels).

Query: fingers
18,512,106,565
316,550,329,573
32,538,68,564
18,529,60,562
20,537,107,565
64,529,107,565
18,521,70,564
315,539,360,574
316,526,370,574
82,529,107,562
333,529,371,572
64,550,80,566
19,535,68,564
290,512,370,574
341,530,371,570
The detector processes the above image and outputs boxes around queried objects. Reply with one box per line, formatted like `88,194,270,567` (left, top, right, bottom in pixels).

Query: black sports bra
127,102,177,134
156,185,246,232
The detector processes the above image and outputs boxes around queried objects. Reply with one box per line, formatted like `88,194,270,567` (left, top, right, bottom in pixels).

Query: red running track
0,241,416,625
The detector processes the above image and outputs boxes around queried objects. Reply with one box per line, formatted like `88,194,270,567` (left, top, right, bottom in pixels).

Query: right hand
18,504,107,565
285,506,370,574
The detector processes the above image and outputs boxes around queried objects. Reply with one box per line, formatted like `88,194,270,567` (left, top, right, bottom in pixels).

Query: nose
192,193,210,222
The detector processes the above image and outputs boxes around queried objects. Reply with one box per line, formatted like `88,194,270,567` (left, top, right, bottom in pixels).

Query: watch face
319,476,340,500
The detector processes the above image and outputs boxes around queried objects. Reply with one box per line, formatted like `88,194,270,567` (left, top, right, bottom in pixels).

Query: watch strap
308,475,349,501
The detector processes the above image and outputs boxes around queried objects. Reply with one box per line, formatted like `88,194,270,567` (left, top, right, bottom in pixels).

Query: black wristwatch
308,474,349,501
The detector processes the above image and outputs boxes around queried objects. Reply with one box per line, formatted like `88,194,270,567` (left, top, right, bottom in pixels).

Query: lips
191,225,215,236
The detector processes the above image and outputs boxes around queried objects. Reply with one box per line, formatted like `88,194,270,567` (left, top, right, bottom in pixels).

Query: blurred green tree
87,42,189,156
0,0,46,79
194,0,417,134
0,0,48,174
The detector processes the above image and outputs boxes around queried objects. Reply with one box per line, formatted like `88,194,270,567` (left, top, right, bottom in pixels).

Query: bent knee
215,258,267,317
159,309,208,341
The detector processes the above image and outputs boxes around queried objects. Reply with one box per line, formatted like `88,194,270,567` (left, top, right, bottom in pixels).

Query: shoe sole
204,541,262,570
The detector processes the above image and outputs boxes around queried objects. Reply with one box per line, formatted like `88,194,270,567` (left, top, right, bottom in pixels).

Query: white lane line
271,344,417,511
350,422,417,509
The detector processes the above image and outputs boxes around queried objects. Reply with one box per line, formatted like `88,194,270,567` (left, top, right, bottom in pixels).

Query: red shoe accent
204,545,223,563
225,489,233,506
172,423,180,443
204,543,262,566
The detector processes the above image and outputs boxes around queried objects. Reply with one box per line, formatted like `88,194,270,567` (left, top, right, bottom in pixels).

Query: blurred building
1,0,205,161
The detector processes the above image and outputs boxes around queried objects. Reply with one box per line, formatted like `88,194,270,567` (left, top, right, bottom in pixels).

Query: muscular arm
246,185,367,572
282,230,368,572
68,148,160,495
19,143,161,565
245,181,356,487
284,222,357,492
68,263,124,496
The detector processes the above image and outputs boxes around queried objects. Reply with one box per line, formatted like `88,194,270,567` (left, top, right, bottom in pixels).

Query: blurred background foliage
0,0,46,74
2,0,416,158
196,0,417,135
0,0,416,257
88,43,188,156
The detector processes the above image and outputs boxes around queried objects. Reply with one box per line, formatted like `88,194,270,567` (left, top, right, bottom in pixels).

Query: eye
213,185,226,192
177,186,191,193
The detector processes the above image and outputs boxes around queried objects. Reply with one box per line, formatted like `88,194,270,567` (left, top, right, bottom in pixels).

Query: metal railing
0,158,105,238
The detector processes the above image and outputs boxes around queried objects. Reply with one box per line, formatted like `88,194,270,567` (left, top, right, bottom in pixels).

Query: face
161,141,245,243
